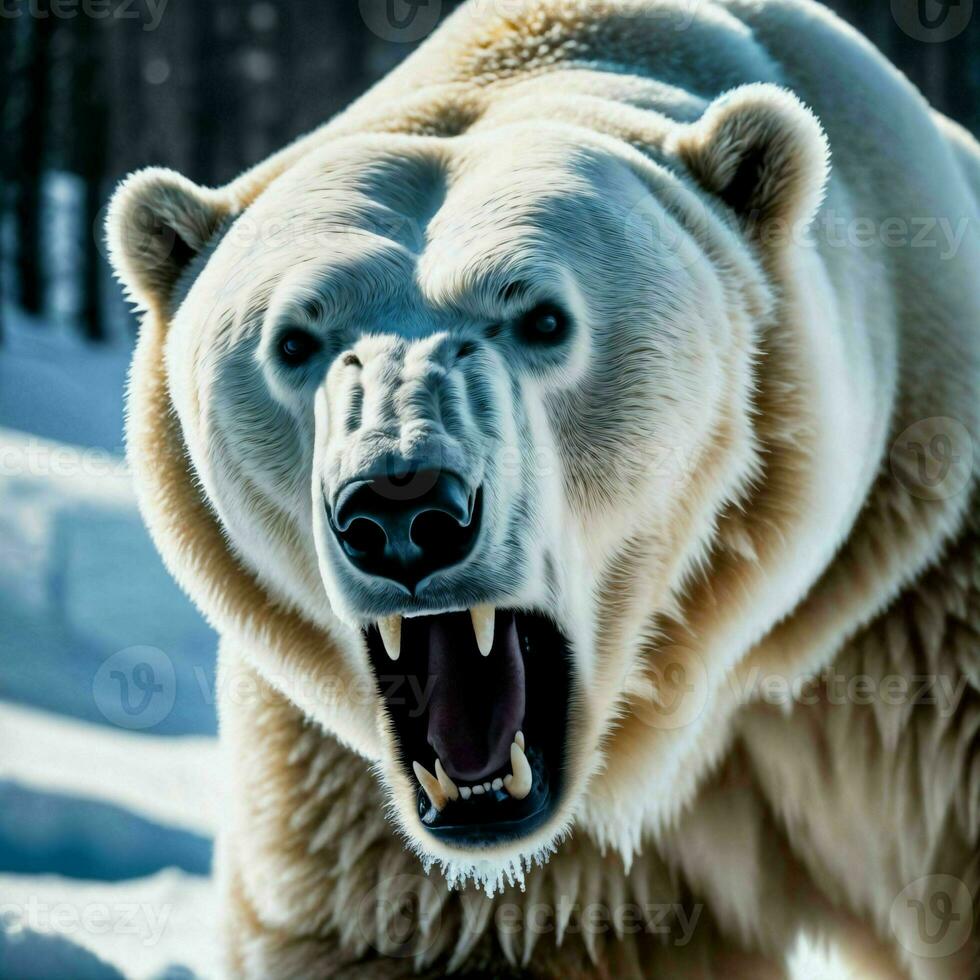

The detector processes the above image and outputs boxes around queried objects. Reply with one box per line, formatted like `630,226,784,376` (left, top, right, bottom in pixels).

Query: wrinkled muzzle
316,333,495,611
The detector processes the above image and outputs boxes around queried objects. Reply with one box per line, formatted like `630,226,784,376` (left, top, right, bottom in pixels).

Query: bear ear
106,167,232,312
673,83,830,235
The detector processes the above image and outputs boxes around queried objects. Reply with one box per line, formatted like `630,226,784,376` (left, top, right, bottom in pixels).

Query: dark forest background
1,0,979,343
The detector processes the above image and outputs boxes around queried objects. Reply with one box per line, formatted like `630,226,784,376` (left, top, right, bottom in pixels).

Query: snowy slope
0,308,130,453
0,703,219,841
0,425,217,735
1,317,220,978
0,869,218,980
0,696,220,977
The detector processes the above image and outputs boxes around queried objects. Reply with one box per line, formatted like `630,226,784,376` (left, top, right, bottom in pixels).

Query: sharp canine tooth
378,615,401,661
515,730,525,751
434,759,459,801
507,740,533,800
412,761,447,811
470,605,495,656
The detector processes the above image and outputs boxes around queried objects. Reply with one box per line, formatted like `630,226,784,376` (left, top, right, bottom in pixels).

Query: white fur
107,1,979,975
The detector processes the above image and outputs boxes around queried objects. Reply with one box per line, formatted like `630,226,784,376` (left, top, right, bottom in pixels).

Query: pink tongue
426,611,525,783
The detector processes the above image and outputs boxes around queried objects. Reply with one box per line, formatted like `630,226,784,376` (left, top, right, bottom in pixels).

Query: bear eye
278,329,322,367
515,303,569,346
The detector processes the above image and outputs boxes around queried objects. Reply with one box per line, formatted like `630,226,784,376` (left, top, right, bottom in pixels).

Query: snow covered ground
1,311,220,978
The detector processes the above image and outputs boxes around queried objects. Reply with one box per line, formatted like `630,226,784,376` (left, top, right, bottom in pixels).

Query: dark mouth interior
365,609,573,846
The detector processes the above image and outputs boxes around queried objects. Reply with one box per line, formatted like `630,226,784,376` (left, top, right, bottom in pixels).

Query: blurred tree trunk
0,19,16,341
193,1,246,185
106,6,145,180
72,14,109,341
9,13,54,320
238,2,281,168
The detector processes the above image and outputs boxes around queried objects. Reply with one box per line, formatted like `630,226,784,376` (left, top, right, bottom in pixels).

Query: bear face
108,89,829,886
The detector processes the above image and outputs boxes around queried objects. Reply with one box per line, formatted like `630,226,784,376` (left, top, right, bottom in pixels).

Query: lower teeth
414,733,530,811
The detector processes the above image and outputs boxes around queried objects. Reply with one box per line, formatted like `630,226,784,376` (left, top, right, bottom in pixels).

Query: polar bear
107,0,979,975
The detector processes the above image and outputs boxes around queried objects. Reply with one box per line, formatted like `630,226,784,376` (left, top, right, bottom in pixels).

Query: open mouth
364,608,573,847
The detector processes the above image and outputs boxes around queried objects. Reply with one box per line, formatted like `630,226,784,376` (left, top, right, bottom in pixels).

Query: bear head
107,83,829,889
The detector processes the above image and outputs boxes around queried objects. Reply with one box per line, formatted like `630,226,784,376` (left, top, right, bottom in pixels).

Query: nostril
330,473,482,590
409,487,481,572
410,508,465,553
340,517,386,557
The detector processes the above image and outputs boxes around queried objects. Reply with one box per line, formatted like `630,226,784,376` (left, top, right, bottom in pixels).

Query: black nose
331,470,481,590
